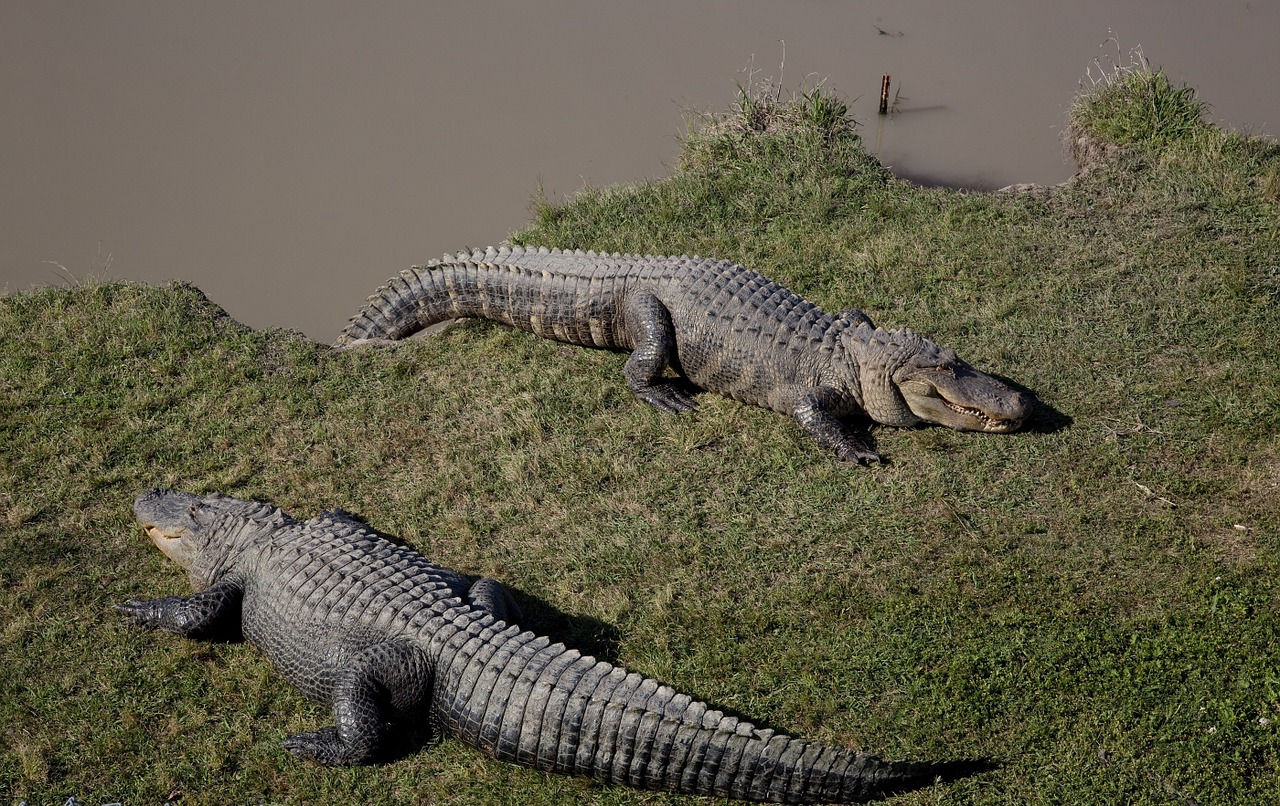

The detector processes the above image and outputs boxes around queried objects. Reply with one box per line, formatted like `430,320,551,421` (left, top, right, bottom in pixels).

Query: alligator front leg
283,641,433,766
794,387,883,464
621,291,697,414
116,577,244,637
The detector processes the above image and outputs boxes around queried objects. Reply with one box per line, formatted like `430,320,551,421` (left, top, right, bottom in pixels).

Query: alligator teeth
943,400,985,419
943,400,1021,432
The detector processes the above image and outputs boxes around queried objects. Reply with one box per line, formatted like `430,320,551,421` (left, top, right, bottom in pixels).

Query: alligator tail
335,247,630,347
336,262,491,344
439,622,990,803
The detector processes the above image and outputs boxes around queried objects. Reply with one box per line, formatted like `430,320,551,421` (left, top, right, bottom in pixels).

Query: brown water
4,1,1278,341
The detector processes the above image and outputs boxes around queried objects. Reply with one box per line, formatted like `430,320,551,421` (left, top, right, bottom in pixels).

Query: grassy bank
2,63,1278,805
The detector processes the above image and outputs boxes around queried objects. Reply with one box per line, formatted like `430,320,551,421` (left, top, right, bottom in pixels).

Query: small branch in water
776,39,785,102
879,75,891,115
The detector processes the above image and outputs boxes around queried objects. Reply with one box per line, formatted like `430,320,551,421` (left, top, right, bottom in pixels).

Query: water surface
3,1,1277,339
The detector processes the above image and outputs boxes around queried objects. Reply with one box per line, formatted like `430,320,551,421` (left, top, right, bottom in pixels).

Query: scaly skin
118,489,992,803
337,247,1033,463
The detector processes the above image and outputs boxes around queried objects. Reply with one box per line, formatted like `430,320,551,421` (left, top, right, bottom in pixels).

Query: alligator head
897,356,1032,432
134,489,284,586
894,337,1032,433
850,325,1033,433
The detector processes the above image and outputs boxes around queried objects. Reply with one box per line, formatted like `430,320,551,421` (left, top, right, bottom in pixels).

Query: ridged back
336,246,848,350
240,516,472,707
257,518,465,623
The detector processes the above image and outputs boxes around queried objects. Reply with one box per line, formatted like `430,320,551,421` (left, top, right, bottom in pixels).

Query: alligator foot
467,577,522,625
631,381,698,415
116,578,244,636
283,726,372,766
622,291,697,415
116,597,177,630
835,440,884,465
794,388,884,465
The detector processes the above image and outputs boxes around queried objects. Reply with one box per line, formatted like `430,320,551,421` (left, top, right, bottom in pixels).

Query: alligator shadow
500,586,623,663
1024,399,1072,434
991,373,1072,435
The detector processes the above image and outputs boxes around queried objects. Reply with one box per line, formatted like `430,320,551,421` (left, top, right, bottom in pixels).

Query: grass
1070,47,1209,152
2,63,1279,805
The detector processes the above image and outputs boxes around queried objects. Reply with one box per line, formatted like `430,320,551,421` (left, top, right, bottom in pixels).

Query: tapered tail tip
876,756,997,800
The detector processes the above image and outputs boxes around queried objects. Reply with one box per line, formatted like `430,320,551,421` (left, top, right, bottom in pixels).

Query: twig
1132,481,1177,507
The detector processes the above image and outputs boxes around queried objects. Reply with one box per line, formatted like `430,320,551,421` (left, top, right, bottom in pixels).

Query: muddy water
4,1,1278,341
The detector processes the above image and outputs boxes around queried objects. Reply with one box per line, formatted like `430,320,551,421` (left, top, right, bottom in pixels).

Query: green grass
3,67,1279,805
1071,64,1208,151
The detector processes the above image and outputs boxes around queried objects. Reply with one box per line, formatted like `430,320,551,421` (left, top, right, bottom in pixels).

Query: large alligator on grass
336,247,1031,463
118,489,990,803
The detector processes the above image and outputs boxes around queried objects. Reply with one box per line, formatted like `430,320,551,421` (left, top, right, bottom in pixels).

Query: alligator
118,489,991,803
336,247,1032,463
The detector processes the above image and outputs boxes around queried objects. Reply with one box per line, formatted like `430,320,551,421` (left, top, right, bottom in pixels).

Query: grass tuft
1072,46,1208,150
711,78,856,141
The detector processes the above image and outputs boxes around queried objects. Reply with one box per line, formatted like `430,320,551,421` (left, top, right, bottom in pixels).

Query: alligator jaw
134,489,202,570
141,522,197,569
898,369,1032,434
943,398,1025,433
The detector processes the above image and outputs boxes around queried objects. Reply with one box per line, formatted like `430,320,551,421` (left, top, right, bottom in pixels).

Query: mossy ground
2,66,1278,804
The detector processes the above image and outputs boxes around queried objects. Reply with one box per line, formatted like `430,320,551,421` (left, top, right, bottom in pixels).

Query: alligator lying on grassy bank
118,489,990,803
337,248,1031,463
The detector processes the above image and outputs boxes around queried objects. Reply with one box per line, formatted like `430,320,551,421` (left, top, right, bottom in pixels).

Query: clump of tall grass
673,77,885,192
1067,43,1209,168
686,70,855,145
710,78,857,140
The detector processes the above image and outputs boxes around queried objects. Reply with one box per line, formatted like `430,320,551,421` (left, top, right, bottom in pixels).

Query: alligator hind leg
283,641,433,766
622,291,697,414
467,577,522,626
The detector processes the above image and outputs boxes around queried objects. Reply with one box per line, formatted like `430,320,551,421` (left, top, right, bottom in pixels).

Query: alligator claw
836,443,884,465
283,727,352,766
634,383,698,415
115,598,162,629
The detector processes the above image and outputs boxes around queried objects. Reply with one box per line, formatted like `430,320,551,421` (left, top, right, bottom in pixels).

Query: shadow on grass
994,373,1072,435
1024,399,1072,434
502,587,623,664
